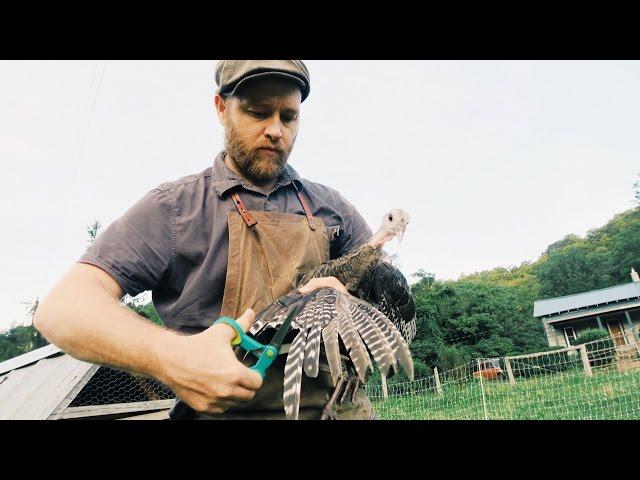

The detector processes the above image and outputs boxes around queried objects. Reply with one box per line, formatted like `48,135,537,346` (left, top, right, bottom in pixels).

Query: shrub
573,328,615,367
437,345,467,371
574,328,611,345
437,345,471,386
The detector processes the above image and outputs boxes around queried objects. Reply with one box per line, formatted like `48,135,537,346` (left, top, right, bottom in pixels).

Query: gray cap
215,60,311,102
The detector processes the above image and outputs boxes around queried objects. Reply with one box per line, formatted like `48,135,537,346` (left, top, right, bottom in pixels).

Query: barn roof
533,282,640,318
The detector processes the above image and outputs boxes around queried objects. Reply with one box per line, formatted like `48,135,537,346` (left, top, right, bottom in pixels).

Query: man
34,60,373,419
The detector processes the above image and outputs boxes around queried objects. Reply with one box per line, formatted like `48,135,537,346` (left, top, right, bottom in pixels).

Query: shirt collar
210,151,303,198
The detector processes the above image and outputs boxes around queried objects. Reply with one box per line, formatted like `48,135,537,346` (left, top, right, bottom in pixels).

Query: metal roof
534,282,640,318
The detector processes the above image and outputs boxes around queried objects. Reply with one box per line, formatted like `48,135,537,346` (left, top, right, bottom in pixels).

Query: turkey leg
320,374,361,420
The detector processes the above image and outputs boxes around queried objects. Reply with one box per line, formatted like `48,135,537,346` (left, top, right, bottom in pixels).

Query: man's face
216,77,302,184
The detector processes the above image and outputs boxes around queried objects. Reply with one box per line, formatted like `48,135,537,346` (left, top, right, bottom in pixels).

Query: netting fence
366,325,640,419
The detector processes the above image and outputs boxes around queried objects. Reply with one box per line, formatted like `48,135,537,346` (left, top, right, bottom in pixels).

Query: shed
533,279,640,348
0,344,175,419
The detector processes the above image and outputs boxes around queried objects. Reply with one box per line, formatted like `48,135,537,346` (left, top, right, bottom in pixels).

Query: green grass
369,367,640,420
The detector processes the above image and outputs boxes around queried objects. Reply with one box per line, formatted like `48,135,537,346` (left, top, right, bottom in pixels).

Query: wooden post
381,373,389,399
477,359,489,420
504,357,516,386
434,367,443,395
624,311,639,344
580,345,593,377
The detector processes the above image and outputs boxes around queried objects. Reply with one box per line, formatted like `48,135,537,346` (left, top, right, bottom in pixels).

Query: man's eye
282,115,297,123
249,110,268,118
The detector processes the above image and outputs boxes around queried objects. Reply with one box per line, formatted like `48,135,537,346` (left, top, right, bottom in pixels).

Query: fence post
381,373,389,399
580,345,593,377
477,359,489,420
434,367,443,395
504,357,516,386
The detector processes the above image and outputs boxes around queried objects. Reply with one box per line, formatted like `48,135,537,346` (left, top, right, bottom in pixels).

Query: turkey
249,208,416,419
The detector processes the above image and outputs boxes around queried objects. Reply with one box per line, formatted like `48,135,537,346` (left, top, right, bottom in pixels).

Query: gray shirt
79,151,373,333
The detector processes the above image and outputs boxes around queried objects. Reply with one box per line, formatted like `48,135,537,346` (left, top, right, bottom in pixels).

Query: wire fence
366,325,640,419
69,366,175,407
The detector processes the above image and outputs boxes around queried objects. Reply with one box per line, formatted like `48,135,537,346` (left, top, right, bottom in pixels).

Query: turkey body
249,239,416,419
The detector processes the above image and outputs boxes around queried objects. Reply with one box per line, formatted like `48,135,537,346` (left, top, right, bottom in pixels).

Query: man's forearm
33,267,180,383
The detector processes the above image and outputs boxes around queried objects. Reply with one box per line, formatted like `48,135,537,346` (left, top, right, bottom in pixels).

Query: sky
1,60,639,331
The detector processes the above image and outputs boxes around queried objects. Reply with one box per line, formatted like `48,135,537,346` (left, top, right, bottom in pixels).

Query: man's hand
167,277,348,414
160,308,264,415
298,276,349,295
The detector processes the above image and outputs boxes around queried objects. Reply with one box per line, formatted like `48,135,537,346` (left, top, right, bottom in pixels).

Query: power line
72,61,106,184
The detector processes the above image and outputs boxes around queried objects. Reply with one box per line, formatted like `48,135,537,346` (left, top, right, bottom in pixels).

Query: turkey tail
283,329,308,420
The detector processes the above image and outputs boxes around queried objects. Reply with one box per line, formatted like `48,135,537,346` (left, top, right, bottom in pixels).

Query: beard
224,120,292,183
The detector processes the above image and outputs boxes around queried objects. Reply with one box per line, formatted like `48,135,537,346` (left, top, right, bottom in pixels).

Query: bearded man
34,60,374,419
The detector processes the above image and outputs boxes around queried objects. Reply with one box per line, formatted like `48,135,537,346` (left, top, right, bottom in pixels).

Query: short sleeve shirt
78,152,373,334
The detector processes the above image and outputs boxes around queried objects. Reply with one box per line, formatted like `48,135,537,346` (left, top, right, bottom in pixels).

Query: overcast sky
1,60,639,331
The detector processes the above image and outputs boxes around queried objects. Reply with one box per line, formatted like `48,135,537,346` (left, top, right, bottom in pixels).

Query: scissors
213,295,303,379
168,293,304,419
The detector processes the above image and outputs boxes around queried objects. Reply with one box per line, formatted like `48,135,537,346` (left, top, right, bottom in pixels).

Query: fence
366,325,640,419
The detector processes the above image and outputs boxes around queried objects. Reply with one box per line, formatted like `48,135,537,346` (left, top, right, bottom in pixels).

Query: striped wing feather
335,294,373,382
282,329,307,420
321,318,342,386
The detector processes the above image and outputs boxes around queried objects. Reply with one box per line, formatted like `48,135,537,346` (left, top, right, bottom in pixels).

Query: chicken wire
68,366,175,407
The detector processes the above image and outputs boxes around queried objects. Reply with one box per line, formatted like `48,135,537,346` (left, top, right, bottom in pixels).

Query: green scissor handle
214,317,278,379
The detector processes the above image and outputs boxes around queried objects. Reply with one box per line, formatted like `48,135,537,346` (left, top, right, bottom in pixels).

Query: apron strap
230,183,316,231
292,182,317,231
230,191,258,228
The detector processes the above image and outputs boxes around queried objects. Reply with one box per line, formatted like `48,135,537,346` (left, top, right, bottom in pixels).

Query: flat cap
215,60,311,102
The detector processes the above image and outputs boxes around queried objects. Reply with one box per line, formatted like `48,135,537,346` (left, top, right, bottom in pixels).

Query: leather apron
194,184,372,420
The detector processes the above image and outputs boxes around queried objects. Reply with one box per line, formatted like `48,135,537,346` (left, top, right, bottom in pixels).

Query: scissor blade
268,301,304,350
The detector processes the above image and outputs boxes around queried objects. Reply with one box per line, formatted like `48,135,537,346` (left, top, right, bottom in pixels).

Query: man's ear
214,93,228,125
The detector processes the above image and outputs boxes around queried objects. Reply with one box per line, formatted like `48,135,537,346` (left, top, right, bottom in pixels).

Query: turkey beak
394,225,405,242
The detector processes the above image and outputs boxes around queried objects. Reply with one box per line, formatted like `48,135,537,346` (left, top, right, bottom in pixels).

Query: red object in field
473,360,504,380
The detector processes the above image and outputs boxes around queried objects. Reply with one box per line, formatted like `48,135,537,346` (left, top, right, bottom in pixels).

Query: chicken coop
0,344,176,419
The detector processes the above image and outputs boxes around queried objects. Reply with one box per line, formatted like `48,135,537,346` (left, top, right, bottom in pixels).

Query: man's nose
264,116,283,143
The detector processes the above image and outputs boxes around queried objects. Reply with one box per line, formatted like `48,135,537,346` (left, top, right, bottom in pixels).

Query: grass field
368,367,640,420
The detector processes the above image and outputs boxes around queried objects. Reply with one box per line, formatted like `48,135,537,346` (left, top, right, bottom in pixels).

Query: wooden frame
563,326,577,346
48,399,175,420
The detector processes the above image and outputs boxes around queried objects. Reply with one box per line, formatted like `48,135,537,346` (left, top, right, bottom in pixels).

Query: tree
0,298,49,362
124,296,163,327
411,269,436,288
87,220,102,245
535,207,640,297
634,173,640,206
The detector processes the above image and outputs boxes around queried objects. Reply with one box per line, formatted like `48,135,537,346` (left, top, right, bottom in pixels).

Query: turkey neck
299,243,383,293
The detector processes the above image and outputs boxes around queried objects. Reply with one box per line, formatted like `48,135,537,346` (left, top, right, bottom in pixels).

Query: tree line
394,204,640,383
